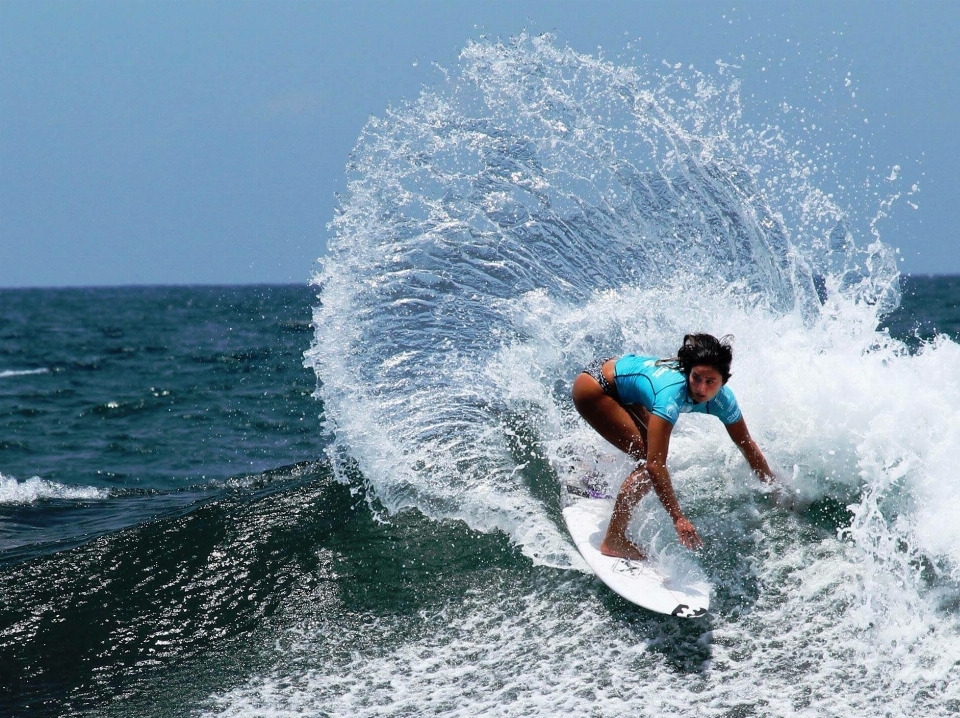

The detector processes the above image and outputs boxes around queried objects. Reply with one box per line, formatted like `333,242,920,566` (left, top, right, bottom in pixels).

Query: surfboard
562,492,710,618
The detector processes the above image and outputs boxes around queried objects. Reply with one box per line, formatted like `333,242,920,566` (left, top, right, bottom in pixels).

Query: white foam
0,473,109,504
0,368,49,378
201,552,960,717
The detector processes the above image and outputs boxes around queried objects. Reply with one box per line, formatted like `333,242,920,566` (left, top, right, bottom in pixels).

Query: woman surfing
571,333,774,560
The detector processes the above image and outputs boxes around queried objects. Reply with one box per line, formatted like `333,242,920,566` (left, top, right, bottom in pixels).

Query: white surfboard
562,495,710,618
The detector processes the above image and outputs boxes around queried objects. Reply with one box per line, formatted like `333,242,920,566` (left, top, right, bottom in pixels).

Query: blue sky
1,0,958,287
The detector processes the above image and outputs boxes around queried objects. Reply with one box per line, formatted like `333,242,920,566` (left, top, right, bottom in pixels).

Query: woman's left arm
724,418,775,484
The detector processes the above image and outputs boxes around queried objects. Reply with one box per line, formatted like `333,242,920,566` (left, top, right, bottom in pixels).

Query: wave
0,473,108,504
305,33,908,563
0,460,352,714
298,35,960,712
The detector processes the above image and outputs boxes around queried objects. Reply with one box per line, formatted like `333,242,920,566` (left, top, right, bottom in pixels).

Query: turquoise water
4,34,960,718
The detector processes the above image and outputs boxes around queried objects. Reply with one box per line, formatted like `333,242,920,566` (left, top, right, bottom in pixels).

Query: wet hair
674,333,733,383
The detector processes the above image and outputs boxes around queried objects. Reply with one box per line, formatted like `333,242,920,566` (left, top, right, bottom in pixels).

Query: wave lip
0,473,109,504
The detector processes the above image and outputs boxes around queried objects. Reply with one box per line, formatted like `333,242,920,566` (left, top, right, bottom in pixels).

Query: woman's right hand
674,516,703,550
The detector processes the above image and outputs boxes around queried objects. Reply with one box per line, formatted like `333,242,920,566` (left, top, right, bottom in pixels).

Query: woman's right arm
645,415,703,550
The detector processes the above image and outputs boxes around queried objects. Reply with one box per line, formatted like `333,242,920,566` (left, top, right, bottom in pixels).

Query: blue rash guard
612,354,742,426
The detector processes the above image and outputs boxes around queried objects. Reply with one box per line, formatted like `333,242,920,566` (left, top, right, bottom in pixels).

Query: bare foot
599,536,646,561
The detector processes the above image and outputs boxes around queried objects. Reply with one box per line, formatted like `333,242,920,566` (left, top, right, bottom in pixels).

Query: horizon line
2,274,958,292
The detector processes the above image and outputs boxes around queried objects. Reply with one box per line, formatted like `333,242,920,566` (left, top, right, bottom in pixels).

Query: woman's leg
601,467,653,559
571,371,646,459
571,368,653,559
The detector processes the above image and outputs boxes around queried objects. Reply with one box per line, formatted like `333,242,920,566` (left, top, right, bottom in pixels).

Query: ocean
4,34,960,717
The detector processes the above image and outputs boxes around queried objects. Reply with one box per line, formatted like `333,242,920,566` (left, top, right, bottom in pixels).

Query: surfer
571,333,774,560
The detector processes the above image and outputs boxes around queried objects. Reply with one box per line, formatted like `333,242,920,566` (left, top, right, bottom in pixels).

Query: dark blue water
883,274,960,345
0,286,322,564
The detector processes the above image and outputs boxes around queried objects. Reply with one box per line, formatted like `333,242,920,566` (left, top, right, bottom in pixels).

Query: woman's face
687,365,724,404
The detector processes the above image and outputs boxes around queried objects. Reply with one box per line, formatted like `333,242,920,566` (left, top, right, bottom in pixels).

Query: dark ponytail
675,333,733,383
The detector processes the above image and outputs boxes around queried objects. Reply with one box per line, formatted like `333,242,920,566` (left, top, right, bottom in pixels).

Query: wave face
301,34,959,716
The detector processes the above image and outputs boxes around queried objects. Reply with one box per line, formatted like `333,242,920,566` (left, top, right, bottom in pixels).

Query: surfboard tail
563,472,614,501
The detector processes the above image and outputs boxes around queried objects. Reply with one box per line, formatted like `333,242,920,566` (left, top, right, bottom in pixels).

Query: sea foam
0,368,49,379
0,473,109,504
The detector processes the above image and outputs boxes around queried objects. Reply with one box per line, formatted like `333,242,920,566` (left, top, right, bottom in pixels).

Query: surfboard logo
671,604,708,618
612,559,648,577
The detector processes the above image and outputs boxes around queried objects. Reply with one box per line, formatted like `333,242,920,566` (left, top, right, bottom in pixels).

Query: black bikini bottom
581,357,620,402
